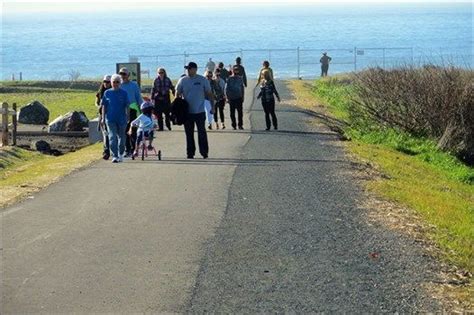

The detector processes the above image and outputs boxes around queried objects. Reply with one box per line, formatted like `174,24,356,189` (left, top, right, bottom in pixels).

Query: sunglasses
158,72,165,74
103,80,111,83
112,81,121,84
119,73,128,76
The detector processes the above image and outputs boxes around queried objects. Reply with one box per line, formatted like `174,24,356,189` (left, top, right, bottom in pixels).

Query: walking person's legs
195,112,209,158
229,100,237,130
163,107,172,130
100,122,110,159
184,114,197,158
268,100,278,129
154,105,165,131
117,123,127,160
106,121,119,161
236,98,244,129
262,102,271,130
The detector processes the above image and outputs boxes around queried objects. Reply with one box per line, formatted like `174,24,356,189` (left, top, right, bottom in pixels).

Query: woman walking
95,75,112,160
151,67,175,131
212,68,226,129
256,60,274,86
257,70,280,130
204,70,215,129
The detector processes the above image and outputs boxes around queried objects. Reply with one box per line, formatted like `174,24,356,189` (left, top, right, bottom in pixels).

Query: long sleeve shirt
257,80,280,104
234,64,247,87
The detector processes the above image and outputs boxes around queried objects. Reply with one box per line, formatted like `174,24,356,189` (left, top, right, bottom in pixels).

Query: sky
2,0,471,14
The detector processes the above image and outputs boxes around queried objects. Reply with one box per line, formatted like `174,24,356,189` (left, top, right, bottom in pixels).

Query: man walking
320,52,332,77
234,56,247,87
119,67,143,156
225,65,245,130
176,62,215,159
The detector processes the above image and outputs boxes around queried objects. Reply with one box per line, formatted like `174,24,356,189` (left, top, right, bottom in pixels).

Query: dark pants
229,98,243,128
184,112,208,157
154,101,171,130
98,114,110,156
262,100,278,129
214,99,225,123
125,109,138,154
321,64,329,77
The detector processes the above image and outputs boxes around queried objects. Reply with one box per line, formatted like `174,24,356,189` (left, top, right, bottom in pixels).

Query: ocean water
1,3,472,80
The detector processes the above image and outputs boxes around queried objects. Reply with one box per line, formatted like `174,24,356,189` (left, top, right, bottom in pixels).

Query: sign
116,62,141,86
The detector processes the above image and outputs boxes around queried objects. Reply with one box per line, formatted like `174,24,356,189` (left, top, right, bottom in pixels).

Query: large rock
33,140,51,152
18,101,49,124
48,111,89,132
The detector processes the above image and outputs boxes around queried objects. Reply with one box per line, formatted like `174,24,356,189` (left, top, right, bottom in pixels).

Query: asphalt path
1,80,441,313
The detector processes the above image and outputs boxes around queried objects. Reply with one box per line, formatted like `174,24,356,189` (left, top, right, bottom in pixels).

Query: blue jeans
106,121,127,159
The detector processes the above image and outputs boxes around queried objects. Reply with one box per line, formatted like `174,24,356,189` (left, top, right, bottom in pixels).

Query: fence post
411,47,414,65
12,103,17,146
19,72,23,81
184,51,187,67
354,47,357,71
268,49,271,63
2,102,9,146
297,47,300,79
383,48,386,69
240,49,243,60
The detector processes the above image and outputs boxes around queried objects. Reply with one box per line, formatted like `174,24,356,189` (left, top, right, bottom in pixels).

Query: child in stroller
128,101,159,159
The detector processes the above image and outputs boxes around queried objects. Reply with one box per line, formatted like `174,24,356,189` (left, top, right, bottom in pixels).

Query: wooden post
12,103,17,146
1,102,9,146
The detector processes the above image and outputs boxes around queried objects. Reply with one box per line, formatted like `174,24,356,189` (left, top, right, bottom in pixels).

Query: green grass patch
288,79,474,273
0,145,102,208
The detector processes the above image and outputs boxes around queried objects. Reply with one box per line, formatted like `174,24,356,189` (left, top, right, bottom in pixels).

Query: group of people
95,57,281,163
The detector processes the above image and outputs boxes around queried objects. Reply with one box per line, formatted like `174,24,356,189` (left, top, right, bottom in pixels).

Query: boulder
18,101,49,124
48,111,89,132
33,140,51,152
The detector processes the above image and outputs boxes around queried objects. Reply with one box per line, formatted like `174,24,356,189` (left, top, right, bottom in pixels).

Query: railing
130,46,471,79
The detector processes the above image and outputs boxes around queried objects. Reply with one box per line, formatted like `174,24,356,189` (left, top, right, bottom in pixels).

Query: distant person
256,60,274,86
204,70,215,130
95,74,112,160
320,52,332,77
257,70,280,130
212,68,227,129
100,74,130,163
176,62,215,159
119,67,143,157
205,58,216,73
225,65,245,130
217,62,230,82
151,67,175,131
234,57,247,87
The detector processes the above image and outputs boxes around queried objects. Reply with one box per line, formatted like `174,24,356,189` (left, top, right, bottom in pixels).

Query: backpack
170,97,188,125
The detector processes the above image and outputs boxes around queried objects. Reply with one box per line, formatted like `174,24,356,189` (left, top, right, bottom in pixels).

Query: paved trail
1,81,441,313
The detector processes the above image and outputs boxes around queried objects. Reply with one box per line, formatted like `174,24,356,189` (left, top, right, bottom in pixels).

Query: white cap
103,75,111,81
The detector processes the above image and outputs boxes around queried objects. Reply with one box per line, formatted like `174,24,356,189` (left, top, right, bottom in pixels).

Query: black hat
184,62,198,69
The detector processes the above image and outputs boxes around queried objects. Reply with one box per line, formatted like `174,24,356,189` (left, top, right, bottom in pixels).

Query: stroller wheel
158,150,162,161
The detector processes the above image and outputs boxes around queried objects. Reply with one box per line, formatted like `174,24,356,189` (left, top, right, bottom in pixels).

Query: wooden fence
1,102,18,146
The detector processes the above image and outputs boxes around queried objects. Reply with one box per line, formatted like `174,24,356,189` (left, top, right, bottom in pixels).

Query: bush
349,66,474,165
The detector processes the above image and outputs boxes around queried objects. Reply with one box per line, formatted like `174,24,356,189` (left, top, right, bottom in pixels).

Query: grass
0,144,102,208
288,79,474,273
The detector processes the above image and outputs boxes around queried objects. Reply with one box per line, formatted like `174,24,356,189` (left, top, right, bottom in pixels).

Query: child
128,101,157,155
257,70,280,130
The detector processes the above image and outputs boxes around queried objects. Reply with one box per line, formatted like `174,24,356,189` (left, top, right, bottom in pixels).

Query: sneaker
202,154,208,159
103,152,110,160
216,123,219,130
238,126,244,130
232,126,237,130
274,126,278,130
265,128,270,131
187,155,194,159
208,124,212,130
147,145,153,150
222,123,226,130
112,157,119,163
118,155,124,162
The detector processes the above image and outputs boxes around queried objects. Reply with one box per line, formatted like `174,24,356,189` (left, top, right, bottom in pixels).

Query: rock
33,140,51,153
48,111,89,132
18,101,49,124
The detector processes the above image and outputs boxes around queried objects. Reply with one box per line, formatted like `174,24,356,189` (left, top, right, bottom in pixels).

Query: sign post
116,62,141,86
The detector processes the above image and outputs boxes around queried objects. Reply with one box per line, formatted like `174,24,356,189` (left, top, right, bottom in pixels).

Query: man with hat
176,62,215,159
119,67,143,157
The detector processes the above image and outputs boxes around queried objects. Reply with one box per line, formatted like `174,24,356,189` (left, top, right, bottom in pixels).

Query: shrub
349,66,474,165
